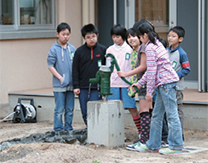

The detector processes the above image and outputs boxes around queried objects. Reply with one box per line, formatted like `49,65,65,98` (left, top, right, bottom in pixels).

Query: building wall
97,0,114,47
0,39,54,105
57,0,82,46
0,0,83,107
177,0,198,82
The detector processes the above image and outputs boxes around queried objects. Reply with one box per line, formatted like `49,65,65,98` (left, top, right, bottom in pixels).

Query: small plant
92,160,101,163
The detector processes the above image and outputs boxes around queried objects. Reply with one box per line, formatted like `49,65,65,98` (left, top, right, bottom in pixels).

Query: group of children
47,19,190,155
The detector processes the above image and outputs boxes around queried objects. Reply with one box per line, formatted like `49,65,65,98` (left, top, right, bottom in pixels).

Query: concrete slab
182,146,208,154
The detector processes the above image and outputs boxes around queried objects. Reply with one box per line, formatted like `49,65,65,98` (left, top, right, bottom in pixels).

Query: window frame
0,0,57,40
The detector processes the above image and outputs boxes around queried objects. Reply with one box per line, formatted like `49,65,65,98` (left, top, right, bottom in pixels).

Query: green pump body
89,65,112,96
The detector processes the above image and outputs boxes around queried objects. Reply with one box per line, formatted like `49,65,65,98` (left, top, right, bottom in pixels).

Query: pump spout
89,71,101,84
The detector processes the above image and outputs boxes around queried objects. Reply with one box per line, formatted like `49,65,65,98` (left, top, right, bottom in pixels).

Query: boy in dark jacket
72,23,106,126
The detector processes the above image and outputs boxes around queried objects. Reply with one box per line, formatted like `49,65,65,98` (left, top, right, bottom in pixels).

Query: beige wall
57,0,83,47
0,39,54,104
0,0,84,106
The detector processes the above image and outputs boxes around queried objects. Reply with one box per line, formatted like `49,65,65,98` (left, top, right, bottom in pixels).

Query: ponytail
148,31,158,44
137,22,159,45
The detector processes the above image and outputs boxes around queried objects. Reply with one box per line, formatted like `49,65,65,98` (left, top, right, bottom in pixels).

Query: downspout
198,0,202,92
198,0,205,92
114,0,117,25
201,0,205,92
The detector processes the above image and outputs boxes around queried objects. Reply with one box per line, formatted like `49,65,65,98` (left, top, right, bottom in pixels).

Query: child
133,18,159,118
47,22,76,132
106,24,138,142
153,38,169,147
117,28,151,150
167,26,191,140
72,23,106,127
131,22,183,155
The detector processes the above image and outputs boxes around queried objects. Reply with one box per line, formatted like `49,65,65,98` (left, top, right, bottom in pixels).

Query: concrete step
8,88,82,124
7,88,208,131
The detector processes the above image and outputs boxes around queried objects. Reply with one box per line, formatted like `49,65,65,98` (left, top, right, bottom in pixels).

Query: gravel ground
0,121,208,163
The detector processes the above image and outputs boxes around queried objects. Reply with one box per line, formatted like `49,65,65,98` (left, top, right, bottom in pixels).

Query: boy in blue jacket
47,22,76,132
166,26,191,142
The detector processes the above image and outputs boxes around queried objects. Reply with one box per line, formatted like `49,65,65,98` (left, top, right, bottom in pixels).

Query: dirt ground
0,121,208,163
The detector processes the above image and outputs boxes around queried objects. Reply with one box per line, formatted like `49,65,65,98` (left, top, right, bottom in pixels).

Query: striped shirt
137,39,179,95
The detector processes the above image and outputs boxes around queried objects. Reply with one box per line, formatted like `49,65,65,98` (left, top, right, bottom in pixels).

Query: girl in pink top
106,24,137,130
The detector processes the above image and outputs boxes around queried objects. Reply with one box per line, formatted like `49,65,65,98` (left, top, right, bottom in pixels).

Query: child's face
139,33,149,44
84,33,98,47
127,34,140,48
112,35,124,46
168,30,183,48
56,29,71,46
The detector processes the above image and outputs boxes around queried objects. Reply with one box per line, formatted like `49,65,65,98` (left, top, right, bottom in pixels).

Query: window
0,0,14,25
0,0,56,39
135,0,169,40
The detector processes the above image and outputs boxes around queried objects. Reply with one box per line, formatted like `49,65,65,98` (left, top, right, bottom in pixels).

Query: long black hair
137,22,159,45
126,28,142,46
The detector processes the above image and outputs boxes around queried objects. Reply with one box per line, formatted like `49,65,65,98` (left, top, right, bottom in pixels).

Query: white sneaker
126,142,141,151
161,141,169,148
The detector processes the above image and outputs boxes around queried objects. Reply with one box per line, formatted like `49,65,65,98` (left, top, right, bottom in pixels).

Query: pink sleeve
138,45,156,95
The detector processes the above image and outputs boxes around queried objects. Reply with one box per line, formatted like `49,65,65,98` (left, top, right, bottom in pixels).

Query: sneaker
161,141,169,148
126,142,141,151
135,144,158,153
159,148,183,155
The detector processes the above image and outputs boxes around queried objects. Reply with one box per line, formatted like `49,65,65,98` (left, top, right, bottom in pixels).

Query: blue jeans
79,89,101,126
54,91,74,132
107,87,136,109
162,112,168,141
146,83,183,150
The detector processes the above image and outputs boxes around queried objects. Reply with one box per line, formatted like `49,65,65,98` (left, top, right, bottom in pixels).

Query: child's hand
59,76,63,83
117,71,127,77
74,89,80,96
145,94,152,102
129,83,141,90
